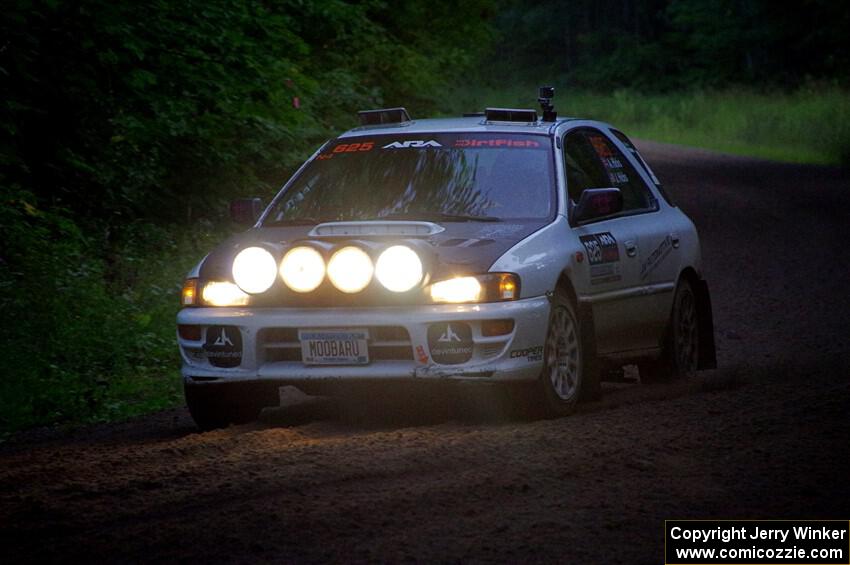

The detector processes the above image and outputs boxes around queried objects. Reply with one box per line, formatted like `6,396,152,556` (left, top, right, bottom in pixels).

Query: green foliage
0,0,498,434
443,84,850,166
1,0,495,223
0,185,220,432
490,0,850,91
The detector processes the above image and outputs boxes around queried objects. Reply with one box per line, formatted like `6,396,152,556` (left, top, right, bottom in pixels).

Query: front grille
259,326,413,363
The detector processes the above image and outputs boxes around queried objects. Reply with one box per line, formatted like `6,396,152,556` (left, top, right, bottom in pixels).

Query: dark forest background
1,0,848,433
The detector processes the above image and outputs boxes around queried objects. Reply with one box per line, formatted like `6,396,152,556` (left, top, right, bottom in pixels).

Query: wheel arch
555,271,601,398
555,271,579,308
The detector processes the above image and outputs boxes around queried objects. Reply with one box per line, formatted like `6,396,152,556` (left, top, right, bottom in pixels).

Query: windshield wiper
379,212,501,222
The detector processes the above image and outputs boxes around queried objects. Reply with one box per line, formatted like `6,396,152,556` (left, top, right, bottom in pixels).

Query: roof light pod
280,246,325,293
327,246,373,293
375,245,423,292
232,247,278,294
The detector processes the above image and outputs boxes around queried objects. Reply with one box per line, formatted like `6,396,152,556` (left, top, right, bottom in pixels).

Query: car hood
199,219,551,283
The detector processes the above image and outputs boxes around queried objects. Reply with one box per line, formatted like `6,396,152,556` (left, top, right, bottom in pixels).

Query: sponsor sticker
453,138,543,149
640,235,674,280
382,140,442,149
589,134,630,185
203,325,243,368
579,232,622,285
510,345,544,363
427,323,473,365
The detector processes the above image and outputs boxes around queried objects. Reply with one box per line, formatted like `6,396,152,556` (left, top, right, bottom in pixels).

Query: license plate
298,329,370,365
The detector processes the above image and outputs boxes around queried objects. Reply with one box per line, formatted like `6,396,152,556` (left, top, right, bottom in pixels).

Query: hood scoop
308,220,445,238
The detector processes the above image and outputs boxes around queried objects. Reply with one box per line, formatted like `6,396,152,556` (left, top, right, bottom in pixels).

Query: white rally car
177,88,716,430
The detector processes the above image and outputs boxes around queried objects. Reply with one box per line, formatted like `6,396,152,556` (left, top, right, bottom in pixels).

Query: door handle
624,240,637,257
671,233,680,248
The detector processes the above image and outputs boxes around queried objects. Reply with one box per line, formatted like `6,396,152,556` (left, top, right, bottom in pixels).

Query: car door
562,129,644,354
608,128,683,342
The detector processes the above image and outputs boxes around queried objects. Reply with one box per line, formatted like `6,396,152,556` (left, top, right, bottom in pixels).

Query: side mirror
570,188,623,224
230,198,263,225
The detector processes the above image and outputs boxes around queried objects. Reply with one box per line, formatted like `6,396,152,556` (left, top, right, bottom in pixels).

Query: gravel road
2,142,849,564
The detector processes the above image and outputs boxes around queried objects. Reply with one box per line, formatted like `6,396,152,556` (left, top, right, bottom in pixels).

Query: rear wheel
184,382,266,431
639,278,699,383
536,290,598,416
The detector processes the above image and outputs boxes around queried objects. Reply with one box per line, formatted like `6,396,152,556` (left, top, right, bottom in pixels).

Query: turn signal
182,278,198,306
482,319,515,337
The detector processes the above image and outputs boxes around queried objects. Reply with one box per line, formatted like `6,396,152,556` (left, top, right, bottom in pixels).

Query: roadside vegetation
446,85,850,166
1,0,847,434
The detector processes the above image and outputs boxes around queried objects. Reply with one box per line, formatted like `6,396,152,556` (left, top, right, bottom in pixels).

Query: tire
536,290,599,417
639,278,700,383
184,382,265,431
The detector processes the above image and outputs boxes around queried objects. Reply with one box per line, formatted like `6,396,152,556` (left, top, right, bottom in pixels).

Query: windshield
263,133,555,224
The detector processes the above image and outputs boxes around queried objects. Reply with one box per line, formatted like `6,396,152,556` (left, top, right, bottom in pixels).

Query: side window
582,130,657,212
563,132,608,203
611,129,675,206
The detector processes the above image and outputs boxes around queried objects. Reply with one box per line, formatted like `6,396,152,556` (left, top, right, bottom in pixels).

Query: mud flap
576,300,601,400
694,279,717,369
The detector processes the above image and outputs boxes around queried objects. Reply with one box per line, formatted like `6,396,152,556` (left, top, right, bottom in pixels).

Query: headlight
429,273,520,303
232,247,277,294
327,246,373,293
429,276,482,303
375,245,423,292
202,281,250,306
280,246,325,293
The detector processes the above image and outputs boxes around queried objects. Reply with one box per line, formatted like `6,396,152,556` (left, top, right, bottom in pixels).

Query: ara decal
382,140,442,149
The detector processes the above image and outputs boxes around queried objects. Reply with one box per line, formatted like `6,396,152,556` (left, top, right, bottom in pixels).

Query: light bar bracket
358,107,412,126
484,107,538,123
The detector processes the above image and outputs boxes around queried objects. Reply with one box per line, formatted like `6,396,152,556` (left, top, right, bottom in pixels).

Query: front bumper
177,296,550,385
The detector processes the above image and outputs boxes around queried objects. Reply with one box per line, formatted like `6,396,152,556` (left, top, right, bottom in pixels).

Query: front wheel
639,278,699,382
536,290,599,417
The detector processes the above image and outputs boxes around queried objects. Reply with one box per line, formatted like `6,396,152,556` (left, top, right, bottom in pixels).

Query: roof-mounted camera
538,86,556,122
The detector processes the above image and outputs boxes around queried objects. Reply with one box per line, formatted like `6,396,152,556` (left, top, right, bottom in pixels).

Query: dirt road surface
2,142,849,563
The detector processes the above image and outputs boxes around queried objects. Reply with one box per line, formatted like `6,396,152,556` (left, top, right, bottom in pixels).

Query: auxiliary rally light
232,246,277,294
228,243,433,296
327,246,373,293
375,245,423,292
280,246,325,293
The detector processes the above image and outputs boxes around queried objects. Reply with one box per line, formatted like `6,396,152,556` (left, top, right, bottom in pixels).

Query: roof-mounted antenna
538,86,557,122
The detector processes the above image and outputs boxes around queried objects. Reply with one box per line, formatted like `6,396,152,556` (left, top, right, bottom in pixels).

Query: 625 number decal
332,142,374,153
